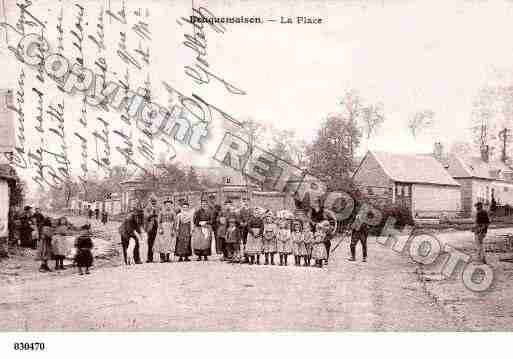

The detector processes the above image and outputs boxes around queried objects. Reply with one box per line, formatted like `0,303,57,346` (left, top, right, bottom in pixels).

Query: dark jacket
194,208,212,227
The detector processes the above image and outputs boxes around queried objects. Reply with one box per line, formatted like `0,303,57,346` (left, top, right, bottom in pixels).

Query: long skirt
192,227,212,256
312,242,327,260
154,222,176,254
75,248,93,267
38,236,53,260
175,223,192,257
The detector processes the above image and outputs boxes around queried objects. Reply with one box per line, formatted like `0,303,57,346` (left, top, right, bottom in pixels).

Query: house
0,164,17,256
352,150,461,217
442,146,513,216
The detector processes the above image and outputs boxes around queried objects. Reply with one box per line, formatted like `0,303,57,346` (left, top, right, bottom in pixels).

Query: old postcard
0,0,512,355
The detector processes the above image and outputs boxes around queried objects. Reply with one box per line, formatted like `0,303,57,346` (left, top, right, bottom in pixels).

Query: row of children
219,210,331,268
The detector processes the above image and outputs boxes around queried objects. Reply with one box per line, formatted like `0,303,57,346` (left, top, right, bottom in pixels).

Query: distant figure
88,206,93,219
101,211,108,225
94,208,100,220
473,202,490,264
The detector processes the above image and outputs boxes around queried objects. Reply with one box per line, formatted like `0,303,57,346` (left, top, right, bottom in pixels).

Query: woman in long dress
154,199,177,263
38,217,53,272
175,201,193,261
192,199,213,261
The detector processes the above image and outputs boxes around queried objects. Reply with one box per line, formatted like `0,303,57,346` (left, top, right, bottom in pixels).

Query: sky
2,0,513,195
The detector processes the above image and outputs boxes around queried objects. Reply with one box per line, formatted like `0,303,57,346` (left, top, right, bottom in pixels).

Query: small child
217,215,228,260
262,213,277,265
52,217,69,270
245,219,263,265
225,217,240,262
74,223,94,275
302,221,314,266
291,220,306,266
312,222,328,268
276,219,292,266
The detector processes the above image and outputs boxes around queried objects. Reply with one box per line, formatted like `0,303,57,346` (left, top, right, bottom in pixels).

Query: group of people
13,206,95,274
121,196,345,268
86,206,109,225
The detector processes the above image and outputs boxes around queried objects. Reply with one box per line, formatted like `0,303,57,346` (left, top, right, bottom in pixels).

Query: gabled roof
444,155,513,181
364,150,460,187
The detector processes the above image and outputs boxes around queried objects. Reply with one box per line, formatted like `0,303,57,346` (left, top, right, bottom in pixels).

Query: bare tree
408,110,435,138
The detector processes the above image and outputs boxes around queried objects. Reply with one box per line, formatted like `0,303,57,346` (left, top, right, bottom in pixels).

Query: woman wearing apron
154,198,177,263
175,201,193,262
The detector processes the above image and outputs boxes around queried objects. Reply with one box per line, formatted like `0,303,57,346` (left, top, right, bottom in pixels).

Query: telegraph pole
499,127,509,162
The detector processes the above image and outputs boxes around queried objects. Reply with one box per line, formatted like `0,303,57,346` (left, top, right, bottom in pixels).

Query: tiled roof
369,151,460,186
444,155,513,181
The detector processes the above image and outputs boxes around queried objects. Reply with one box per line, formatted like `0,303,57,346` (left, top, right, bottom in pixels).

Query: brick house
443,149,513,216
352,150,461,217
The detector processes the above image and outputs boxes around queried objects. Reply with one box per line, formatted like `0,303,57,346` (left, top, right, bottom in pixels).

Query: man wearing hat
145,198,160,263
238,197,252,263
473,202,490,264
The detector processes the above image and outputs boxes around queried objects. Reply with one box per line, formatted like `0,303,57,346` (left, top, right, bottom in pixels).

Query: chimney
480,145,489,163
433,141,444,161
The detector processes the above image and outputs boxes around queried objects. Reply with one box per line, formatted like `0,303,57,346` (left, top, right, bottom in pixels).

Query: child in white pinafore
291,220,306,266
302,221,314,266
312,222,328,268
276,219,292,266
262,213,277,265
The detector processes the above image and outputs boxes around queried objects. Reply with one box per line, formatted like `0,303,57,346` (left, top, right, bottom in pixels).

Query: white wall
0,180,9,238
412,184,461,214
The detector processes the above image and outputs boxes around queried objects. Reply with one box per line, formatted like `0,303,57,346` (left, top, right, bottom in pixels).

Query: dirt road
0,226,461,331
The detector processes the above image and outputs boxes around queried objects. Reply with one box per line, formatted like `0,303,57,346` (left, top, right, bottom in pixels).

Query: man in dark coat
145,199,159,263
238,197,252,263
474,202,490,264
348,211,370,262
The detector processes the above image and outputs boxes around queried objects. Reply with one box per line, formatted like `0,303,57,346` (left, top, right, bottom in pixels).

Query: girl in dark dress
74,224,94,275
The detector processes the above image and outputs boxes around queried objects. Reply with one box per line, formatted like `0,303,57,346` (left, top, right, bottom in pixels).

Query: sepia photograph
0,0,512,356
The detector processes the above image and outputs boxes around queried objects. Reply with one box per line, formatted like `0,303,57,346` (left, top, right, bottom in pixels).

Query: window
367,187,374,195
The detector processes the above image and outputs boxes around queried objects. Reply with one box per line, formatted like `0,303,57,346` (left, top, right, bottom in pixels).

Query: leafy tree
306,114,359,191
